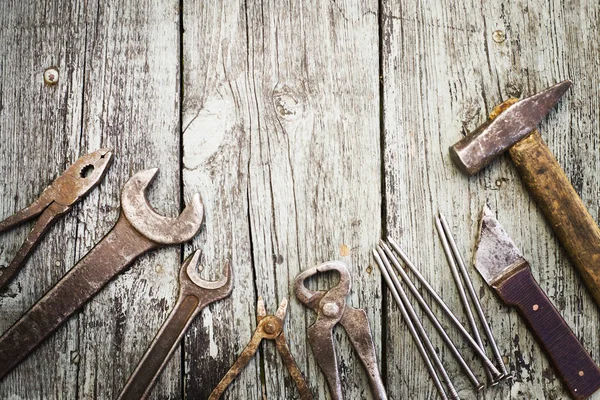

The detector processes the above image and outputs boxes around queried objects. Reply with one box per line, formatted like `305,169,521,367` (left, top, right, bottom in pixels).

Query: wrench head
184,250,232,290
182,250,233,308
121,168,204,244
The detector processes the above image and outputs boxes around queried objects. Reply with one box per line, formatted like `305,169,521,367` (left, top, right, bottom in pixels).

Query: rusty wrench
0,168,204,379
294,261,387,400
0,149,113,290
118,250,232,400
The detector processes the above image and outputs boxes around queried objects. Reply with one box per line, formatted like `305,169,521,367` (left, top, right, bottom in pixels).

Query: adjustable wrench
118,250,233,400
0,168,204,379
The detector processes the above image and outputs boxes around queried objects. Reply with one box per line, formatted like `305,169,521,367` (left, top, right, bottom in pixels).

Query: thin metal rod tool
386,237,503,380
379,242,483,390
439,213,509,379
374,247,459,400
435,217,497,384
373,249,448,400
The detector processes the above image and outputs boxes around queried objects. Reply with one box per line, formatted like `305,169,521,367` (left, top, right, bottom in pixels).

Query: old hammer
450,80,600,308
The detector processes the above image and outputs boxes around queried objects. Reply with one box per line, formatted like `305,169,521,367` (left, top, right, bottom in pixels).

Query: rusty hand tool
0,149,113,290
450,80,600,308
475,205,600,400
379,240,487,391
294,261,387,400
386,237,504,383
209,297,312,400
435,215,507,383
373,249,452,400
0,168,204,380
118,250,232,400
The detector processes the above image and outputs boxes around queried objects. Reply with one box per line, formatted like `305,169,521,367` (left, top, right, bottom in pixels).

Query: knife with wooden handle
474,205,600,400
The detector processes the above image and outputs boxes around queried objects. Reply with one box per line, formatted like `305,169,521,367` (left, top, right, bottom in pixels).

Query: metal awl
437,212,508,381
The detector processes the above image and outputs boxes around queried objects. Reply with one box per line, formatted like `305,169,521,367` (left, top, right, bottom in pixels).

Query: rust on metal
449,80,572,175
0,168,204,380
117,251,233,400
294,261,387,400
209,297,313,400
0,149,113,290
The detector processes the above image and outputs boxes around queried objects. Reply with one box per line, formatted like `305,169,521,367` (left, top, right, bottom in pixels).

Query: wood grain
182,0,381,398
381,0,600,399
0,0,599,399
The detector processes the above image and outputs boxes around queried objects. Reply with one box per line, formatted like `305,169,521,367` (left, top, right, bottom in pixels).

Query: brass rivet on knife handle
475,206,600,400
494,266,600,400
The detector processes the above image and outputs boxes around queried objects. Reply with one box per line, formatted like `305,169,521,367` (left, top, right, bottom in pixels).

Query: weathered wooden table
1,1,598,399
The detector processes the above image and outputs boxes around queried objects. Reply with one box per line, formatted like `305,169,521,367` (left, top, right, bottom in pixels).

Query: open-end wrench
118,250,233,400
0,168,204,379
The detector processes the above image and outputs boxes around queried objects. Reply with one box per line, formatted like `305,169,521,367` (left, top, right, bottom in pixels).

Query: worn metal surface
437,214,508,381
474,206,600,399
209,297,312,400
0,168,203,379
1,0,599,398
474,206,527,286
0,149,113,289
449,80,572,175
118,250,232,400
294,262,387,400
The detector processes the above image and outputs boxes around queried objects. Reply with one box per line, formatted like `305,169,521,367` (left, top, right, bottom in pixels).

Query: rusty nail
44,67,59,85
492,30,506,43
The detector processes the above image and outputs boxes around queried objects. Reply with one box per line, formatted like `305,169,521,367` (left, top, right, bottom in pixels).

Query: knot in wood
272,84,304,120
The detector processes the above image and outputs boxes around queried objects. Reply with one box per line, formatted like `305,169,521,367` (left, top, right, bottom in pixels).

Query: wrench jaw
121,168,204,244
181,250,233,308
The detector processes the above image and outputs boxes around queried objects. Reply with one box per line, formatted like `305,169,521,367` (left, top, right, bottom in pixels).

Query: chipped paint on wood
1,0,599,399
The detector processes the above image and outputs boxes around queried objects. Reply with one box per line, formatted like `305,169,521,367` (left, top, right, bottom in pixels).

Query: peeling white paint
202,308,219,358
183,97,234,170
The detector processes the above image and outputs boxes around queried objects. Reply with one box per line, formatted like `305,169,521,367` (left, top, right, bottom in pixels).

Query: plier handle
0,149,113,290
209,296,313,400
294,261,387,400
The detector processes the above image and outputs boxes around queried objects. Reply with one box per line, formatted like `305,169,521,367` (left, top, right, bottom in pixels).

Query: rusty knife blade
474,205,526,285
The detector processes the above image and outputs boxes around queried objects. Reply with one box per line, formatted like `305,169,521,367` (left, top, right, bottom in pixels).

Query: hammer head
450,80,572,175
121,168,204,244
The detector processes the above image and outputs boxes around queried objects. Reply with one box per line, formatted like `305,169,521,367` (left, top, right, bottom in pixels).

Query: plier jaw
50,148,114,207
0,149,113,290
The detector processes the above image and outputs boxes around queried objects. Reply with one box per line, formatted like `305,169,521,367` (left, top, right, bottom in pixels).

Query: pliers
209,296,313,400
294,261,387,400
0,149,113,290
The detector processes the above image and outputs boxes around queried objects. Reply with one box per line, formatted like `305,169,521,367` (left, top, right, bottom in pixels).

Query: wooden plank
0,0,182,398
180,1,259,398
0,1,90,398
182,0,382,398
381,0,600,399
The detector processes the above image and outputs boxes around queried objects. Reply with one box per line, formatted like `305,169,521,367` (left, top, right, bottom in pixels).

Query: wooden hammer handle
508,130,600,307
